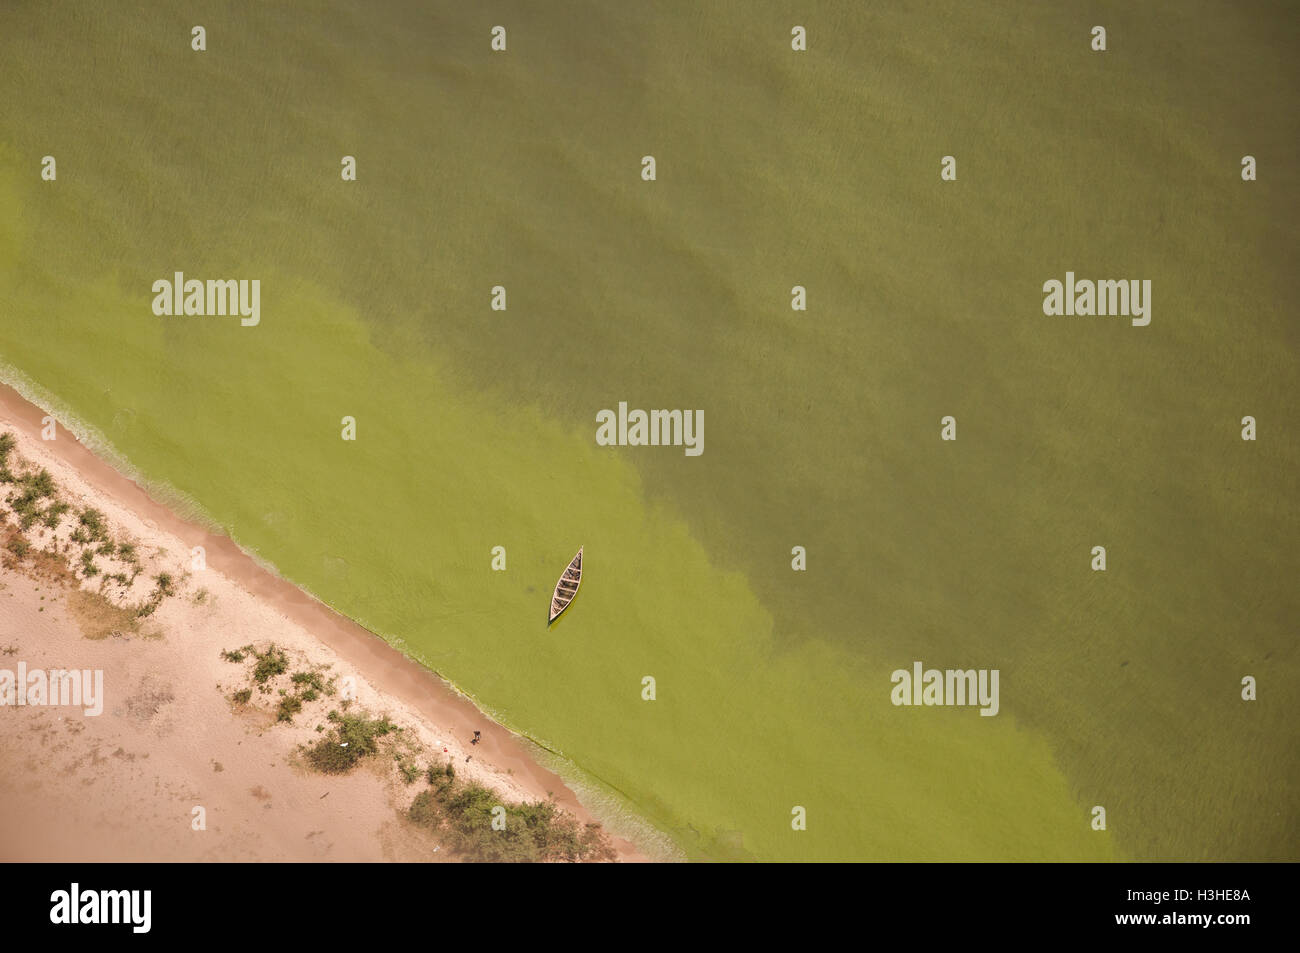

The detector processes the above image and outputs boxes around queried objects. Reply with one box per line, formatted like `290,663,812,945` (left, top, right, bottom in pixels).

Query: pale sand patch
0,386,648,861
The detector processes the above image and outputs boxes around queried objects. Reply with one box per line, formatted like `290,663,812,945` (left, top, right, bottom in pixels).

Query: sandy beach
0,383,645,862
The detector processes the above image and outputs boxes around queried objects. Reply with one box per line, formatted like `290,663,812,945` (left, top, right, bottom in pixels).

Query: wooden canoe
548,546,583,624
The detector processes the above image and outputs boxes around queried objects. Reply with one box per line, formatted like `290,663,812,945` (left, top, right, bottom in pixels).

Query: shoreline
0,380,652,862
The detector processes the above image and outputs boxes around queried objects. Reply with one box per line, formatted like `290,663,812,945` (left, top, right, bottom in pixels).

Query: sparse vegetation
408,782,617,863
77,507,109,542
427,760,456,786
135,573,178,618
252,644,289,684
7,470,58,531
25,468,56,499
0,450,179,629
6,535,30,560
291,670,324,691
66,590,139,640
276,693,304,722
40,500,70,529
219,647,335,723
289,670,333,699
303,709,397,774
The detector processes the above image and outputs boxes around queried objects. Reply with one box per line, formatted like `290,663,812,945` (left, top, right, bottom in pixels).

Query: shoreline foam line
0,378,654,862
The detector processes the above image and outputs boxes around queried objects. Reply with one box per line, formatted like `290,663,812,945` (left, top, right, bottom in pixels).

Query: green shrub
40,501,70,528
408,777,617,862
252,645,289,683
78,508,109,542
409,789,442,828
277,694,304,722
303,710,396,774
133,573,177,618
11,493,40,530
22,469,56,499
290,670,325,693
332,710,395,752
427,760,456,785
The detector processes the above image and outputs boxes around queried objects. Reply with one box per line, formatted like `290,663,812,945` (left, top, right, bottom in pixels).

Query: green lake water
1,0,1296,860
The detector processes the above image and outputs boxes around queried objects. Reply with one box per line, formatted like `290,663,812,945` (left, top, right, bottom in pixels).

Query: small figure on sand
471,730,481,746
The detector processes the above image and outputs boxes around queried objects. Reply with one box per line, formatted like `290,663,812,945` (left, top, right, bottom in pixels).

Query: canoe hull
548,546,583,624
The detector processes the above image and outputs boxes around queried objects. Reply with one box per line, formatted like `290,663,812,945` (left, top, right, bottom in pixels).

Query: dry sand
0,384,646,861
